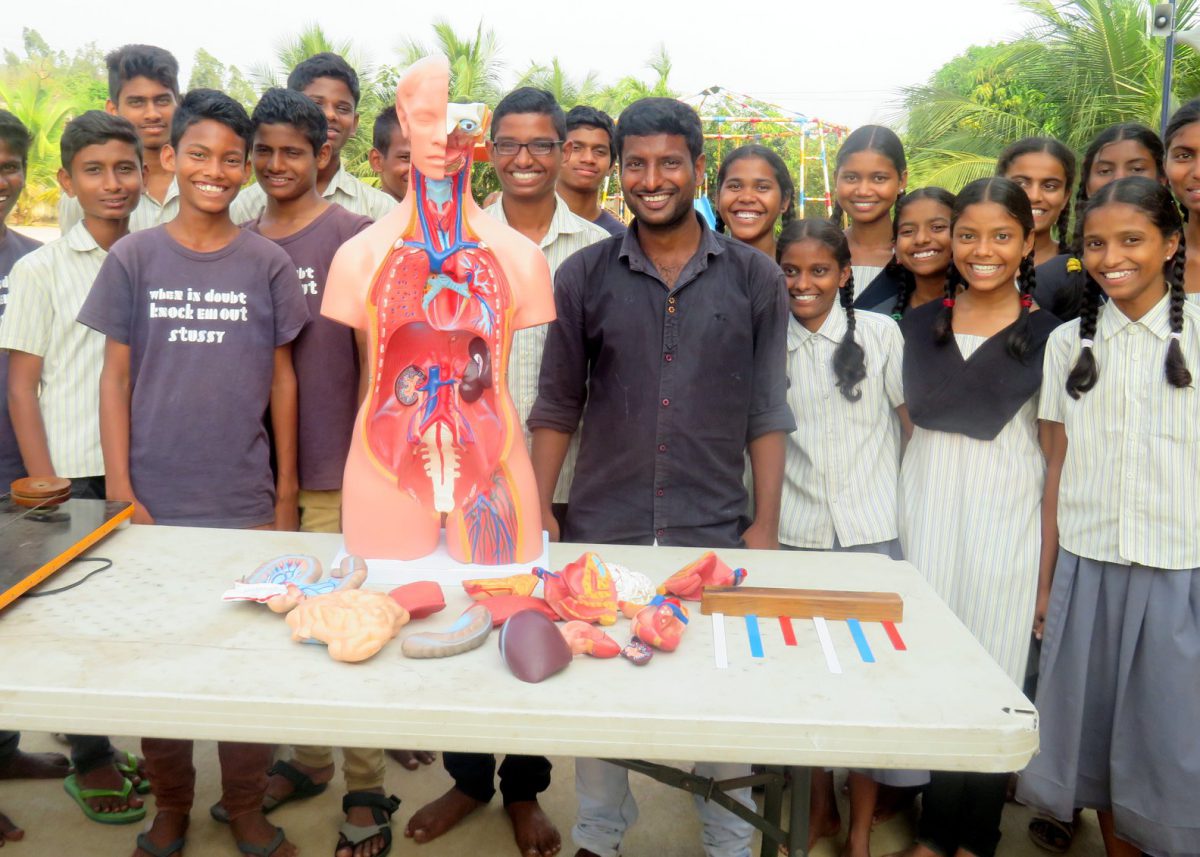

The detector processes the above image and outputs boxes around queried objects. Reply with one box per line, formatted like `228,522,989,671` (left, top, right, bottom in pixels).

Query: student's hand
542,507,560,543
741,521,779,550
1033,586,1051,641
131,501,155,526
274,495,300,532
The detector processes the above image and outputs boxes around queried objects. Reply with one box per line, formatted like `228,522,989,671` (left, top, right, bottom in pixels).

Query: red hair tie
1020,295,1034,308
942,297,956,308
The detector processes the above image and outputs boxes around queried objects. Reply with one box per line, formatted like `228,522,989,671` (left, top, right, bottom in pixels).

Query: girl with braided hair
774,218,919,856
1018,176,1200,857
1163,97,1200,299
830,125,907,295
855,187,955,319
893,177,1062,857
713,144,795,258
1042,124,1165,321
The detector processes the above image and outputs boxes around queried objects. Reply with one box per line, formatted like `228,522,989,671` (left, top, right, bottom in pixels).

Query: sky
8,0,1038,129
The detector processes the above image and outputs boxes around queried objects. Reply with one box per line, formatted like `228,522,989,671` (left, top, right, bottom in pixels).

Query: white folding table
0,525,1038,856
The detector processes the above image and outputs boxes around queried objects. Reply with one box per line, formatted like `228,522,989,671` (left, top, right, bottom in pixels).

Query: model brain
285,589,410,662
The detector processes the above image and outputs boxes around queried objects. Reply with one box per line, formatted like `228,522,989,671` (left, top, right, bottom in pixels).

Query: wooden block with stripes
700,586,903,622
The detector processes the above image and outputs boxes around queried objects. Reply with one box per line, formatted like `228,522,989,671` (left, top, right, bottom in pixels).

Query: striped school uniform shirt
486,195,609,504
0,223,108,477
1041,294,1200,569
779,310,904,548
231,165,396,223
58,179,180,233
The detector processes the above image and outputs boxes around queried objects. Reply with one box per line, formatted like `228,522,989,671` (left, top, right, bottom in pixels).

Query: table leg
787,765,811,857
759,765,784,857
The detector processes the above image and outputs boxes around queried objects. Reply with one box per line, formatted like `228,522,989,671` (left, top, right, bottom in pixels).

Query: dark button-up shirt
528,215,795,548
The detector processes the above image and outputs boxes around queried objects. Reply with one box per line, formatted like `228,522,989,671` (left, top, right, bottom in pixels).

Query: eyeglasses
492,139,563,157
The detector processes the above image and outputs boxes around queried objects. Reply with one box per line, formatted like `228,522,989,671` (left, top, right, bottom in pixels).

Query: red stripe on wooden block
779,616,797,646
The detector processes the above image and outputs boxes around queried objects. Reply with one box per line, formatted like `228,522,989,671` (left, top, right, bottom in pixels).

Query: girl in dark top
855,187,955,319
713,144,795,258
996,137,1075,267
894,177,1061,857
1040,124,1166,320
830,125,908,290
1163,97,1200,298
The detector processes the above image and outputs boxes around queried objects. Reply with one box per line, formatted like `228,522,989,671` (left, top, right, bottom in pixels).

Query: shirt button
658,443,668,453
656,488,665,497
668,296,677,304
662,398,670,407
664,353,674,362
668,306,676,314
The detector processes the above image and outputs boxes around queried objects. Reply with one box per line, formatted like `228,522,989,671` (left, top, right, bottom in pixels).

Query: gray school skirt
1016,550,1200,856
783,536,928,788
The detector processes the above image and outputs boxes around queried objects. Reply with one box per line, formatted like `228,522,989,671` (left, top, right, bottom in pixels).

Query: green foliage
188,49,256,111
0,29,101,221
900,0,1200,189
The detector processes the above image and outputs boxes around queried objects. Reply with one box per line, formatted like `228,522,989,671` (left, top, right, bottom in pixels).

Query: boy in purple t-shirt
78,89,307,857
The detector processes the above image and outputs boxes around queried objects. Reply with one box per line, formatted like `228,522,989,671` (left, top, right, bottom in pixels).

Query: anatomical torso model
323,56,553,564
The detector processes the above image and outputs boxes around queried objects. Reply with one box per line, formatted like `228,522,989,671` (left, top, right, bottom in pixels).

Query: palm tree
898,0,1200,187
0,70,82,219
250,23,367,91
515,58,601,108
597,44,678,116
398,20,504,106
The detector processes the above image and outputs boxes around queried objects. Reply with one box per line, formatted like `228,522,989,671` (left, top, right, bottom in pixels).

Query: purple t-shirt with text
245,204,371,491
78,226,308,527
0,228,43,488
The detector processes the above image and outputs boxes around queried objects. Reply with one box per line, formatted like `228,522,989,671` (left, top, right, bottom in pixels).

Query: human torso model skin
324,56,553,563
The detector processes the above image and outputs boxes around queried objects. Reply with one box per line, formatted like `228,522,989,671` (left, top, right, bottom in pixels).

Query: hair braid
1166,228,1192,388
1069,182,1088,257
933,264,962,345
1065,277,1103,398
830,200,844,230
1054,198,1072,254
833,271,867,401
1005,253,1037,360
884,255,916,321
892,187,906,222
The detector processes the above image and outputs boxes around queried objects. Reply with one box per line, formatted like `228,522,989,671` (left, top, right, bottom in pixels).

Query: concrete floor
0,733,1104,856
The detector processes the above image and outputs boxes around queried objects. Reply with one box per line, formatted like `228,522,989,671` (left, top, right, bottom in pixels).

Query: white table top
0,525,1037,771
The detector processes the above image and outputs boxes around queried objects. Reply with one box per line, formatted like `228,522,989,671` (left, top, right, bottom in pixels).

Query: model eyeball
457,118,480,134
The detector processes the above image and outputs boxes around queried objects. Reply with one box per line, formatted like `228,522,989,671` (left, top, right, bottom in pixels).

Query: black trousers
917,771,1009,857
443,753,552,806
69,476,106,500
0,730,17,764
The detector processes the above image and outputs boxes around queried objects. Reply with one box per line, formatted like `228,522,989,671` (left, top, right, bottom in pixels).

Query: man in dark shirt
529,98,792,551
527,97,793,857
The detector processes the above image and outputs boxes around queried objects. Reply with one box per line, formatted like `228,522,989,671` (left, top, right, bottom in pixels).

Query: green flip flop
114,749,152,794
63,773,146,824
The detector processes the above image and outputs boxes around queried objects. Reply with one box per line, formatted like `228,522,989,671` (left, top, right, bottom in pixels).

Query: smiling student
894,177,1061,857
714,144,794,258
79,89,308,857
557,105,624,235
831,125,908,292
1017,177,1200,857
0,110,149,830
368,105,411,202
58,44,180,233
232,53,395,222
854,187,956,319
1163,98,1200,297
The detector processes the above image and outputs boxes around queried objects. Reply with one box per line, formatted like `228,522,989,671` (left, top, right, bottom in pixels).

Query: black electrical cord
22,557,113,597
